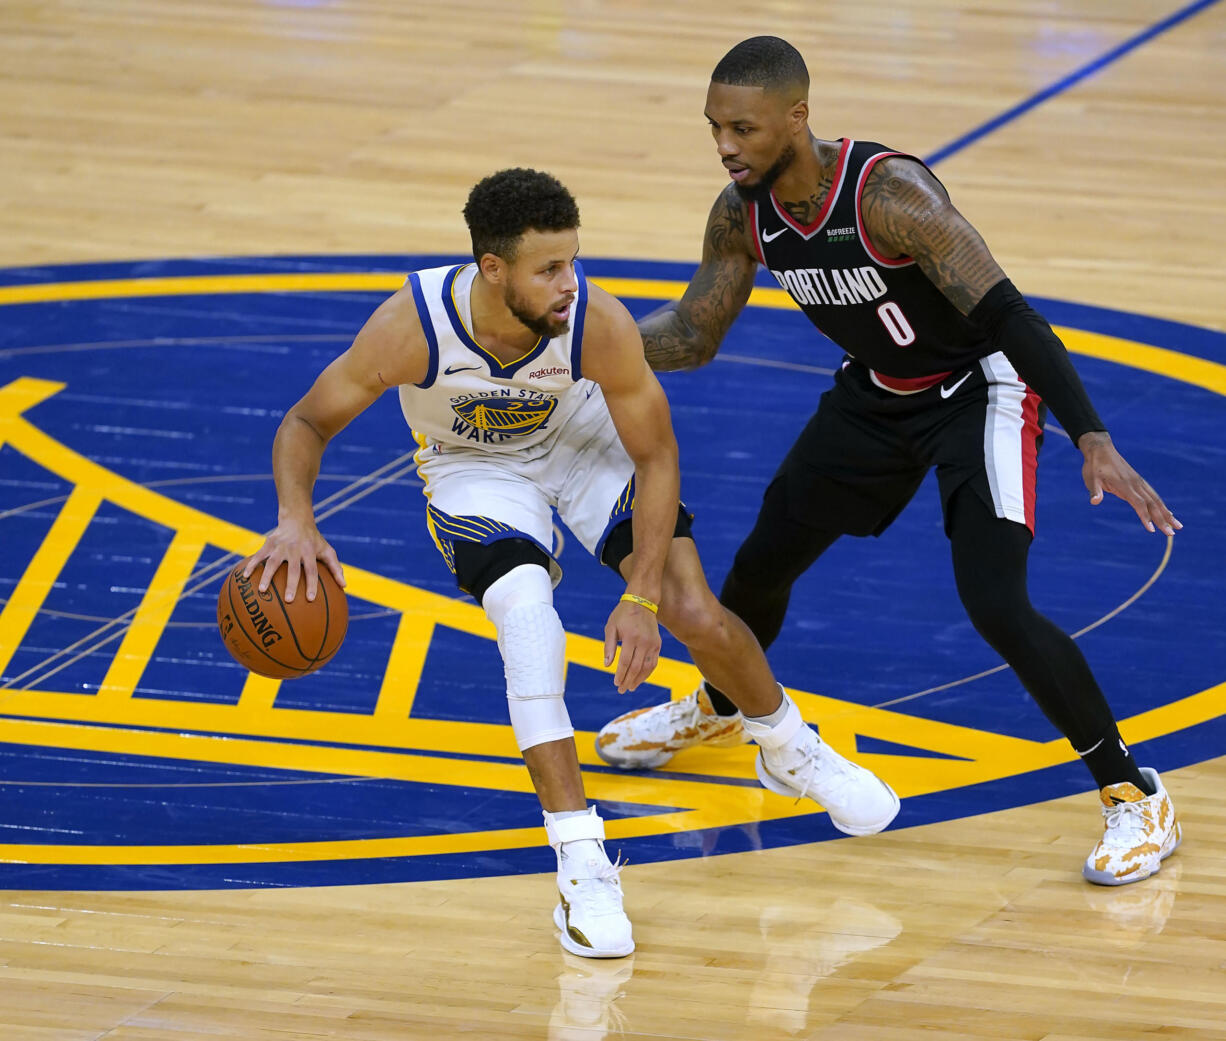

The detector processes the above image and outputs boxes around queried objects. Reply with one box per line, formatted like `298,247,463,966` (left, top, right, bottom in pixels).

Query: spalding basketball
216,560,348,678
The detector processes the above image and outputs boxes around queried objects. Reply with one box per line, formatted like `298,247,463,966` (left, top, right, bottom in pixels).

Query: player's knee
482,560,552,627
482,565,572,751
961,588,1027,649
501,601,572,751
659,584,725,649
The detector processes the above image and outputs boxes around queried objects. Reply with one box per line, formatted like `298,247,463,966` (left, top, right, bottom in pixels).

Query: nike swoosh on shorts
940,372,972,398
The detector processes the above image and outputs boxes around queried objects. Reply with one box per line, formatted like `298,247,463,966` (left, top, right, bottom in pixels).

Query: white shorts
414,387,635,586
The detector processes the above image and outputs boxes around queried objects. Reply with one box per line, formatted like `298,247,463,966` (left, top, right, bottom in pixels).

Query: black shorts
771,355,1046,537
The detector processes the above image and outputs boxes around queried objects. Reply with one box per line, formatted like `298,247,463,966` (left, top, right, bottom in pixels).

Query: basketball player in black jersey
596,36,1182,886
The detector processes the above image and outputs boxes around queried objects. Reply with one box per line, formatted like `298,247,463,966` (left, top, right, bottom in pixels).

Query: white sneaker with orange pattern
1082,767,1181,886
595,685,749,769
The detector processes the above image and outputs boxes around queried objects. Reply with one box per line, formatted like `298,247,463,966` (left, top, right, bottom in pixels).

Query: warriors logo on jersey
452,394,558,437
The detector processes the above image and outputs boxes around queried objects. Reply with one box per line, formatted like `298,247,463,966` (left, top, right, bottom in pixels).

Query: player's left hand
1078,431,1182,535
604,599,662,693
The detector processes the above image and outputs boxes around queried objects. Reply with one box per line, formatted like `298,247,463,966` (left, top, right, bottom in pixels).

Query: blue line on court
923,0,1222,166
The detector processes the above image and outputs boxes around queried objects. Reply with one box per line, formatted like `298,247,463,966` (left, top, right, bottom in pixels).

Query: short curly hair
462,168,580,263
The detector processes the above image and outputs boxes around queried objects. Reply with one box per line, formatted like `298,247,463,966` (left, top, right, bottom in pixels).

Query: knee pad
483,565,572,751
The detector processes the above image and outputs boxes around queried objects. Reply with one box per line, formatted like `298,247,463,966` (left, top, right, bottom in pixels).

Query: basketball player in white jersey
243,168,898,959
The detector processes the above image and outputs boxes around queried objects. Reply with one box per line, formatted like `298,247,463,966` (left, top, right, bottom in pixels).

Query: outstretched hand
1079,432,1181,536
241,516,346,603
603,598,662,694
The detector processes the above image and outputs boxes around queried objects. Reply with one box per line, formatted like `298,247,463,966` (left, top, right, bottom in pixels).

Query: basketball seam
224,570,314,676
267,579,331,664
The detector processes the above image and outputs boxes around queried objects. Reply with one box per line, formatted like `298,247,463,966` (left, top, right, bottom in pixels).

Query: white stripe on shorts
978,351,1033,528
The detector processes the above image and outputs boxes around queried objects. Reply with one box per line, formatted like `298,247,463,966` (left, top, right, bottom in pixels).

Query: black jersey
749,138,993,391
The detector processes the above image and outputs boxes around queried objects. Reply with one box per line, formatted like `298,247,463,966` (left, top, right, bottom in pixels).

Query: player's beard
506,285,570,339
733,142,797,202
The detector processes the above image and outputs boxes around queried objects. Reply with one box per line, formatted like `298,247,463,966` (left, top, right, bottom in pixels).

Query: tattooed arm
859,157,1005,313
861,157,1179,536
857,159,1099,423
640,185,759,371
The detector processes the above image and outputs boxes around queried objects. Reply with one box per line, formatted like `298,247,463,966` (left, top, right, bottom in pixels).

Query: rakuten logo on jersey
528,366,570,379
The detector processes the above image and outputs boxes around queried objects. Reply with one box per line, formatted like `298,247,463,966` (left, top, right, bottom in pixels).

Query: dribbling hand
243,517,346,603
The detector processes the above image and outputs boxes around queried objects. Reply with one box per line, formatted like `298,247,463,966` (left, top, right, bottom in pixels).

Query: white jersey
399,262,599,461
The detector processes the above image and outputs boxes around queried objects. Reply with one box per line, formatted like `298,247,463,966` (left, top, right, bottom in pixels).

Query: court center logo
0,256,1222,889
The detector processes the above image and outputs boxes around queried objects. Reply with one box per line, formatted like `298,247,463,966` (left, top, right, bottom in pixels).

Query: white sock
742,691,807,749
746,699,790,728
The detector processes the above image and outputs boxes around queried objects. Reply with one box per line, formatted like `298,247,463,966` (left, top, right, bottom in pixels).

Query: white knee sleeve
483,564,571,751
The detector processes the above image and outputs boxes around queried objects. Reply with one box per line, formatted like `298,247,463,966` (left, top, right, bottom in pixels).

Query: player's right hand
1078,432,1182,536
242,517,346,603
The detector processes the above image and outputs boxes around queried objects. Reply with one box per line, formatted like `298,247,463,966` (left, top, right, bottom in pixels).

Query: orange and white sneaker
1083,767,1181,886
595,685,749,769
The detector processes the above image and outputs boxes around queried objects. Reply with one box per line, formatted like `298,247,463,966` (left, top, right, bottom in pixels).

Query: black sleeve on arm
969,278,1106,444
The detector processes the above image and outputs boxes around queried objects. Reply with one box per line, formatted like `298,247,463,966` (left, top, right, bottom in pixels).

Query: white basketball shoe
595,685,750,769
1082,767,1181,886
743,692,900,836
545,807,634,959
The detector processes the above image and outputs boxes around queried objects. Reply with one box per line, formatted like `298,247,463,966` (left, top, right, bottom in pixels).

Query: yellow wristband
619,592,659,615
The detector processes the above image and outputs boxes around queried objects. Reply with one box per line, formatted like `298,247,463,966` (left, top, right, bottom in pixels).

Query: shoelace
566,854,627,915
1102,800,1151,846
662,694,702,732
784,741,857,806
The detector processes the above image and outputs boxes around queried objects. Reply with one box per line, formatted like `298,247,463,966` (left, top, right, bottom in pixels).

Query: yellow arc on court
0,270,1222,867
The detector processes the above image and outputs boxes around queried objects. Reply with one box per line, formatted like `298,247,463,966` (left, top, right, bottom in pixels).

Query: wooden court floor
1,1,1225,1038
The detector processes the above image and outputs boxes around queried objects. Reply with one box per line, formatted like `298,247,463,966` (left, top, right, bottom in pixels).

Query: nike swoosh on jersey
444,363,483,375
761,227,787,243
939,372,972,398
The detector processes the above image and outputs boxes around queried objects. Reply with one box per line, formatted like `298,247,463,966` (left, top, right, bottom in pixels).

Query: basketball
216,560,348,679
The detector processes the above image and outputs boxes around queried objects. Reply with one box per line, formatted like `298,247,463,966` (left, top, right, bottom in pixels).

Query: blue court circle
0,255,1222,889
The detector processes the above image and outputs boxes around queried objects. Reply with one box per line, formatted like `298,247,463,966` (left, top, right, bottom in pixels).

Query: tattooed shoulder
861,157,1003,315
861,158,944,244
